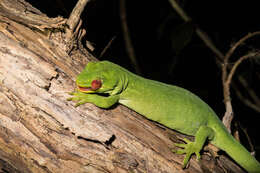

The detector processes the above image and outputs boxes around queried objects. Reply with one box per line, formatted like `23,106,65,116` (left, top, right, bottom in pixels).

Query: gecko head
76,61,123,95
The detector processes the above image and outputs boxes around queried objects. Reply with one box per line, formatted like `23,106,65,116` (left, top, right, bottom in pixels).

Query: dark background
28,0,260,161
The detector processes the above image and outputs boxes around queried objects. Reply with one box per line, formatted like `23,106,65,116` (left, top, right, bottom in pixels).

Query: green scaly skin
68,61,260,172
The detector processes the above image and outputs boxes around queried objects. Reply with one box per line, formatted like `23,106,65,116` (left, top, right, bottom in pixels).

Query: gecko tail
214,130,260,173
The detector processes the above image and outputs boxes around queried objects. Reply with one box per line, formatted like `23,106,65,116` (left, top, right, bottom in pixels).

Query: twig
223,51,260,119
119,0,141,74
239,122,256,156
222,35,260,130
66,0,90,40
99,36,116,59
224,32,260,63
195,29,225,61
226,52,260,88
168,0,190,21
222,32,260,130
222,32,260,101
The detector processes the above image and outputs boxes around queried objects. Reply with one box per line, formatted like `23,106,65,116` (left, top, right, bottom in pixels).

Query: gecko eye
91,79,102,90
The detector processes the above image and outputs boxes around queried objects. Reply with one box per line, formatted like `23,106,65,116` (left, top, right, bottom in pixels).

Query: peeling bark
0,1,245,173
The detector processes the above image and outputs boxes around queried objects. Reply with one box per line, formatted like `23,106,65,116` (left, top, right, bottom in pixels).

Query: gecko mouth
78,86,93,92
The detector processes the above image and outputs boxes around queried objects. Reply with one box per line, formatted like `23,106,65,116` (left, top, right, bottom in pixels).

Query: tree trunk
0,0,245,172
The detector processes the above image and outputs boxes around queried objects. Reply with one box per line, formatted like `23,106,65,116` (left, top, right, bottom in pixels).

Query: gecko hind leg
172,126,215,168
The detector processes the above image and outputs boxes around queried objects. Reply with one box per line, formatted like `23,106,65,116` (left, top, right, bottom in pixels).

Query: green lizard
68,61,260,172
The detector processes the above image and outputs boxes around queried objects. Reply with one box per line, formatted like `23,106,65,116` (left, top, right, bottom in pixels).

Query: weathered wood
0,1,245,172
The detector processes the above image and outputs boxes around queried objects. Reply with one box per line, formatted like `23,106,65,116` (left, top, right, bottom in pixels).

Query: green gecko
68,61,260,173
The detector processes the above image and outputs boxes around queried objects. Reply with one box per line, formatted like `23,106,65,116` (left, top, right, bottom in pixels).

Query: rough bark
0,0,245,172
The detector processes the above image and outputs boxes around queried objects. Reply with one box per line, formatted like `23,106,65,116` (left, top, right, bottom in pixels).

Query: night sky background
28,0,260,161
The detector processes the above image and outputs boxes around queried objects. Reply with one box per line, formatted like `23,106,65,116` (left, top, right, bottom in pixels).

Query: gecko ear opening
91,79,102,90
